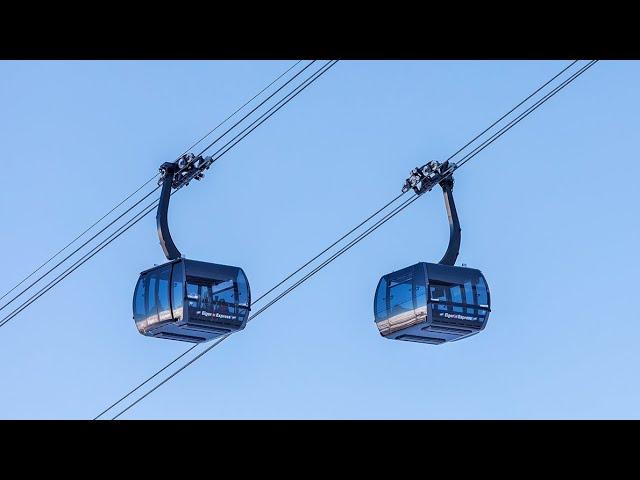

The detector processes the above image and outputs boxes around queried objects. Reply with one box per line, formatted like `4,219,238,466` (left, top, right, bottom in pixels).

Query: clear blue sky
0,60,638,419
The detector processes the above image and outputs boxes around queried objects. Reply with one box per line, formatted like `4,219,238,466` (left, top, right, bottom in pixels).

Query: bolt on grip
402,160,457,195
159,153,214,190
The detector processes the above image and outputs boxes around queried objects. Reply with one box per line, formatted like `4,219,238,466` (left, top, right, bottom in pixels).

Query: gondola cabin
133,258,251,343
132,157,252,343
374,160,492,345
374,262,490,345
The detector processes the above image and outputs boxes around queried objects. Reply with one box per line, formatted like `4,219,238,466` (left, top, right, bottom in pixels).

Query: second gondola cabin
374,160,492,345
374,262,489,344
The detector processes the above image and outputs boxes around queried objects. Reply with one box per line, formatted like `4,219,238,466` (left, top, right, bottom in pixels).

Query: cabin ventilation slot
155,332,206,343
185,321,232,334
397,334,445,345
427,325,473,335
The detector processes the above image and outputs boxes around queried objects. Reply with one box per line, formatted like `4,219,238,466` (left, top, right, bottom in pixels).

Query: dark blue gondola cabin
134,258,251,343
374,161,492,345
374,262,490,344
132,157,251,343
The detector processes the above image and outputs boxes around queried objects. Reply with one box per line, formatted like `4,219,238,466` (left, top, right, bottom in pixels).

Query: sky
0,60,638,419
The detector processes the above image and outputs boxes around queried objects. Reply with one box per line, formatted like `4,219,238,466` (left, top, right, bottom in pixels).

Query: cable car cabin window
212,280,235,305
431,282,480,308
415,278,427,309
374,277,388,321
476,276,489,307
430,284,448,314
186,282,199,305
147,275,158,326
374,265,428,322
450,285,463,313
134,277,146,321
464,280,475,314
237,269,250,308
157,266,172,322
388,277,413,316
424,265,491,328
186,275,245,324
430,284,447,302
171,261,184,320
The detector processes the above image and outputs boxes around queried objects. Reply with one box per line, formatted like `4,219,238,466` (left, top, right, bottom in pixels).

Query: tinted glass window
389,280,413,315
134,276,146,319
430,284,447,302
212,280,235,304
171,261,184,320
375,277,388,318
217,282,236,315
415,281,426,309
463,280,474,304
157,266,172,322
428,272,489,308
463,280,475,314
476,276,488,306
186,276,244,322
237,270,250,308
450,285,463,312
377,267,416,318
430,281,462,313
413,264,427,310
187,282,199,303
450,285,462,302
147,276,158,325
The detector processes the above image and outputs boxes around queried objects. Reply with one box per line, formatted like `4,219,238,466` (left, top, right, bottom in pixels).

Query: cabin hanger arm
438,176,461,266
156,154,214,261
401,160,460,266
157,162,181,260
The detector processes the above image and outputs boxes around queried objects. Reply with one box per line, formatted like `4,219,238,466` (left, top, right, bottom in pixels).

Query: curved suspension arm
157,163,181,261
438,177,461,266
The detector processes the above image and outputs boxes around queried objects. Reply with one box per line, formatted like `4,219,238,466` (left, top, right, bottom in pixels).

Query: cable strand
445,60,580,162
179,61,303,157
